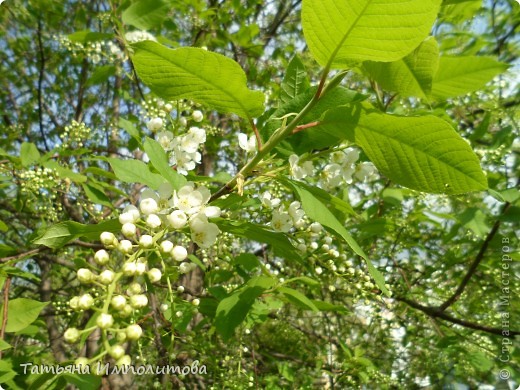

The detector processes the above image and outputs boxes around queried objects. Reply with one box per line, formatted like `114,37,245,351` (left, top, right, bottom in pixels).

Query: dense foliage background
0,0,519,389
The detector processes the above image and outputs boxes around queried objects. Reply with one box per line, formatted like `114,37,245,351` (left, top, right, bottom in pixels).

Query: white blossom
271,209,293,232
238,133,257,153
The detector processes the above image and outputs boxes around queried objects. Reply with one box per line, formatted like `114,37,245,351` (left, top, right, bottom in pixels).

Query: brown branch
0,277,11,359
396,296,519,337
0,247,48,264
36,17,50,151
437,202,511,312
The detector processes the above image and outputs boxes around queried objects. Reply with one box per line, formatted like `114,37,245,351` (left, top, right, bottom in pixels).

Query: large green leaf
32,219,121,249
143,137,187,190
349,110,488,194
122,0,170,30
107,157,165,189
363,37,439,98
131,41,264,119
431,56,509,99
215,276,276,340
277,286,318,311
282,178,389,296
0,298,48,333
280,55,311,104
302,0,441,68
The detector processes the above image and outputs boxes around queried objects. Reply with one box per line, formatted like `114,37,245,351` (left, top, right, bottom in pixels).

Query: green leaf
86,65,116,86
131,41,264,119
67,30,113,44
233,253,260,272
363,37,439,98
81,183,112,207
215,276,276,340
277,286,318,311
122,0,170,30
32,219,121,249
0,244,16,257
20,142,40,167
280,55,311,104
143,137,186,189
311,299,350,312
283,179,389,295
302,0,441,68
61,374,102,390
349,110,489,194
458,208,490,238
107,157,165,189
0,298,48,333
0,338,12,351
43,161,87,183
118,118,141,142
216,219,302,262
262,86,366,154
432,56,509,99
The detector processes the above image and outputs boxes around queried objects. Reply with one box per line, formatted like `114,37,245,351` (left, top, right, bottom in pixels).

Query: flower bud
77,268,94,284
99,270,115,285
160,303,168,312
126,324,143,340
192,298,200,306
116,355,132,367
139,234,154,248
171,245,187,261
192,110,203,122
147,117,163,132
120,304,133,317
167,210,187,229
78,294,94,310
310,222,322,233
123,205,140,222
109,345,126,360
100,231,117,247
176,310,183,317
179,262,191,274
119,212,135,225
111,295,127,310
96,313,114,329
129,294,148,308
69,296,79,310
140,198,159,215
122,261,137,276
177,286,184,293
64,328,80,343
179,116,187,127
146,214,162,229
119,240,133,254
121,222,136,238
148,268,162,283
94,249,110,265
128,282,142,295
135,261,146,275
160,240,174,254
116,332,127,342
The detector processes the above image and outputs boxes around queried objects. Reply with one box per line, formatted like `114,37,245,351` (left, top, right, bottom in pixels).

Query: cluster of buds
64,182,221,367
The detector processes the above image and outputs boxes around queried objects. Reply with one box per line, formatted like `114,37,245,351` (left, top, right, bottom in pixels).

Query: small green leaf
280,55,311,104
122,0,170,30
61,373,102,390
216,219,302,262
131,41,264,119
277,286,318,311
215,276,276,340
32,219,121,249
81,183,112,207
432,56,509,99
68,30,113,44
0,338,12,351
311,299,350,312
20,142,40,167
143,137,187,190
233,253,260,272
107,157,165,189
302,0,441,68
363,37,440,98
458,208,490,238
118,118,141,142
0,298,48,333
86,65,116,86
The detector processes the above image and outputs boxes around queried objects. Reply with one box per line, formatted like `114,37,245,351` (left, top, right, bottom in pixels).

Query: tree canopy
0,0,519,389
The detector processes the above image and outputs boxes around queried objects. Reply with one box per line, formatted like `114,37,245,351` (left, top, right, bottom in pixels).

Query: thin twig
0,277,11,359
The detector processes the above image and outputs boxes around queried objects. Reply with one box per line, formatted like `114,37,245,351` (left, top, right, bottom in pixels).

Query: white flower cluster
60,120,91,148
54,35,125,64
270,201,305,233
320,148,376,189
124,30,157,43
146,110,208,176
